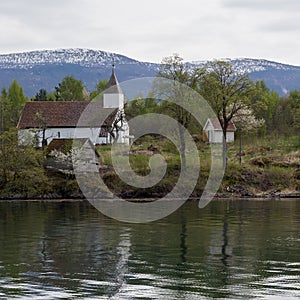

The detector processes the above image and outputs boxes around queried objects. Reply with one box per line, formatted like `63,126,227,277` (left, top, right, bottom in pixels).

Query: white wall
204,119,235,143
117,122,130,144
19,125,131,147
206,130,235,143
19,127,109,147
103,94,124,109
226,131,235,143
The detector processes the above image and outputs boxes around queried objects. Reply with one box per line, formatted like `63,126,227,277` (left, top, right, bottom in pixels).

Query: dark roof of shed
47,138,100,157
17,101,117,129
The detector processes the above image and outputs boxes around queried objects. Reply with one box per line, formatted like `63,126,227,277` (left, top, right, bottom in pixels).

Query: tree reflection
0,199,299,299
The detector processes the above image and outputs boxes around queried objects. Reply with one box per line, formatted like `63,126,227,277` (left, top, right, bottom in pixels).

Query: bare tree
156,54,200,170
199,61,254,168
34,112,53,149
108,110,127,143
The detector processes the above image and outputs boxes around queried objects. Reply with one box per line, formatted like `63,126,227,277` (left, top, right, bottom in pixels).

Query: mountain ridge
0,48,299,96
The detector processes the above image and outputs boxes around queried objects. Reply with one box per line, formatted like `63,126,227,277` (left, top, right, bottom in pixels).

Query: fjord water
0,199,299,299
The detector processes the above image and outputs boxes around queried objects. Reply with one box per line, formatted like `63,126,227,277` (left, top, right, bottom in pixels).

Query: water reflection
0,199,299,299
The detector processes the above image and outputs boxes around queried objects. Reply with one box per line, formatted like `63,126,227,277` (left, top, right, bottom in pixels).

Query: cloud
223,0,300,11
261,18,300,32
0,0,300,65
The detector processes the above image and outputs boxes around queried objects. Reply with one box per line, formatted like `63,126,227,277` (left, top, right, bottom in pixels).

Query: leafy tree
89,79,109,100
1,87,7,99
144,97,158,111
34,88,48,101
156,54,200,169
0,88,8,133
287,90,300,133
0,128,47,196
199,61,254,168
249,81,280,135
233,107,265,132
1,81,28,132
5,80,27,128
270,90,300,136
55,76,85,101
233,107,265,164
46,92,56,101
125,96,158,120
125,97,146,119
248,82,300,137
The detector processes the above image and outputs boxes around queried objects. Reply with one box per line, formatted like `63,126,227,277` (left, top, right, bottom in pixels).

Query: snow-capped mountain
0,48,157,70
191,58,300,95
190,57,300,73
0,49,159,96
0,48,299,96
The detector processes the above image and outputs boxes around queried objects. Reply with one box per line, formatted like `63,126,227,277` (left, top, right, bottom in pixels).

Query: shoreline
0,192,299,202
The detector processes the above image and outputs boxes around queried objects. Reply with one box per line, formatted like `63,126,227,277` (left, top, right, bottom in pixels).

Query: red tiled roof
17,101,117,129
208,118,236,131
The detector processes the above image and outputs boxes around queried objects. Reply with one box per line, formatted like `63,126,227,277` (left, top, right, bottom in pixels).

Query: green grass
95,134,300,197
227,135,299,164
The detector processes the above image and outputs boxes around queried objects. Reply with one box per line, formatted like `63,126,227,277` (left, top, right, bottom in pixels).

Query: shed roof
47,138,100,157
17,101,117,129
205,118,236,131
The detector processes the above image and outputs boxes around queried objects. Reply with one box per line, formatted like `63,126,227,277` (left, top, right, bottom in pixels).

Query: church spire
103,59,125,109
112,56,115,70
106,61,123,94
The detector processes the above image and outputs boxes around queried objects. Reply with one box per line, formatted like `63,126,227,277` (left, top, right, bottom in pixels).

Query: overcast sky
1,0,300,65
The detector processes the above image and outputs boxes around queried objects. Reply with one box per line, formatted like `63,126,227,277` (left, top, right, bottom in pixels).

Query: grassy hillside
95,135,300,199
0,134,298,199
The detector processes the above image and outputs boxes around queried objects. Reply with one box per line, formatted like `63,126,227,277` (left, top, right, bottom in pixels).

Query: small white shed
203,118,236,143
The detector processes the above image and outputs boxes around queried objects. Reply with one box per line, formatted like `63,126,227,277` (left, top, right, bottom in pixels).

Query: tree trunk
239,128,242,165
42,128,47,150
222,129,227,169
178,123,186,171
113,130,120,144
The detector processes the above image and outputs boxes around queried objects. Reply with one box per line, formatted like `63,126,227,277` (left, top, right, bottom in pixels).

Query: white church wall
18,127,110,147
103,93,124,109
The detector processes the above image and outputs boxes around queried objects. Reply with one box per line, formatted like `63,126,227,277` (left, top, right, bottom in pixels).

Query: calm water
0,199,299,299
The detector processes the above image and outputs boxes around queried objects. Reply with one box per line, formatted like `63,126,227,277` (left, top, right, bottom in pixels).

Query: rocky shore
0,188,299,201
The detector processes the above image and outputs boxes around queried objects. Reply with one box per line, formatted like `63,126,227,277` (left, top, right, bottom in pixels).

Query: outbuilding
203,118,236,143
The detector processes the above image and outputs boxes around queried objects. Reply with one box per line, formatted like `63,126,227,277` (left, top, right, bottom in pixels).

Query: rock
267,189,281,199
226,184,254,197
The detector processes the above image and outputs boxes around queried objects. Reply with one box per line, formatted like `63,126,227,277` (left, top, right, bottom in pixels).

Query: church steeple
106,64,123,94
103,64,124,109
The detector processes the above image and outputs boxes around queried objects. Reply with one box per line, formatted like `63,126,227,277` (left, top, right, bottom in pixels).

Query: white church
17,67,130,147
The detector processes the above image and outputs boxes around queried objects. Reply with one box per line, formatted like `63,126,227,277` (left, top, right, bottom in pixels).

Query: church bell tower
103,65,124,109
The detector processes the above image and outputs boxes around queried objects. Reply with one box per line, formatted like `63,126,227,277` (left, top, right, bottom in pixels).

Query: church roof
17,101,117,129
105,67,123,94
